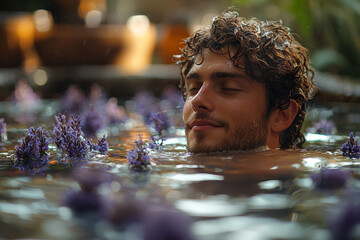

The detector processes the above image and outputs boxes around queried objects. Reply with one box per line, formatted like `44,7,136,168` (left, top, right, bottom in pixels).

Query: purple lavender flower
105,198,194,240
151,111,171,135
60,85,86,114
307,119,337,135
149,135,163,150
310,167,351,190
341,132,360,158
328,192,360,240
65,133,90,159
105,97,128,125
127,135,151,170
62,190,103,214
88,135,108,154
134,90,157,124
80,108,105,137
62,168,113,214
72,168,114,192
148,111,171,149
14,127,49,173
0,118,7,142
161,85,184,111
143,204,194,240
53,113,89,159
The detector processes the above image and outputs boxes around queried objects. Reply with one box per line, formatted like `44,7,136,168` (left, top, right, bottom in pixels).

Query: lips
189,119,223,131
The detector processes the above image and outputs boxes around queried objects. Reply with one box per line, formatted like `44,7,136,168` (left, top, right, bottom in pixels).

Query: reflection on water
0,102,360,239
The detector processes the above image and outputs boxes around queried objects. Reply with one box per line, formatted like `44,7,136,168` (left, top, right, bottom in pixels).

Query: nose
190,84,214,112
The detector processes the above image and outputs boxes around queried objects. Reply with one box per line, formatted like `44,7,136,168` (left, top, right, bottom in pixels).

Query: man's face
183,49,271,153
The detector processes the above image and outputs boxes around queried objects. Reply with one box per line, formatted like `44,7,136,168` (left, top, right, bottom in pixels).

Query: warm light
33,69,48,86
33,10,53,32
78,0,106,18
117,15,156,74
85,10,102,28
126,15,150,36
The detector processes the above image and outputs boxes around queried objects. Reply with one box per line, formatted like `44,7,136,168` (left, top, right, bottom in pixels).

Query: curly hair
175,11,317,149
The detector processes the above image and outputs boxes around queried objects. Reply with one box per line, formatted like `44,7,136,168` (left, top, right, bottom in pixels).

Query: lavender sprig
62,168,112,215
340,132,360,158
14,127,49,173
148,111,170,149
80,108,105,137
127,135,151,170
53,113,90,159
0,118,7,142
306,119,337,135
310,167,351,190
88,135,108,154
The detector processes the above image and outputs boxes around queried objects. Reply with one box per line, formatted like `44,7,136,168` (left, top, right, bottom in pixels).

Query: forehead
186,48,248,77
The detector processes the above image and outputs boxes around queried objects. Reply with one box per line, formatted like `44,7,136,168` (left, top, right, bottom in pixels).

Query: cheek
182,100,192,121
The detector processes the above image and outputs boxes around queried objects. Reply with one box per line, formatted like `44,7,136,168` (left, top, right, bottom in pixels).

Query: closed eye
221,88,241,92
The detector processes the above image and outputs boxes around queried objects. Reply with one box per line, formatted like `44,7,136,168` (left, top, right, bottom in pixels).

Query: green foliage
228,0,360,78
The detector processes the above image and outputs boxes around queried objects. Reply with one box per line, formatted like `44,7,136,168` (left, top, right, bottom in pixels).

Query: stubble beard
186,114,269,153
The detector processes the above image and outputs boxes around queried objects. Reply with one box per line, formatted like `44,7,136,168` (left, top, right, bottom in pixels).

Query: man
175,11,317,153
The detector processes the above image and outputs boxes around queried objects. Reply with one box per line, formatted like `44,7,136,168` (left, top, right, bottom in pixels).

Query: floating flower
14,127,49,173
53,113,107,161
143,204,194,240
307,119,337,135
62,168,113,214
151,111,170,135
340,132,360,158
127,135,151,170
88,135,108,154
11,79,41,123
0,118,7,142
59,85,86,114
80,108,105,137
328,192,360,240
133,90,157,124
161,85,184,111
72,168,113,192
105,198,194,240
148,111,171,149
62,190,103,214
105,97,128,125
310,167,351,190
53,113,89,159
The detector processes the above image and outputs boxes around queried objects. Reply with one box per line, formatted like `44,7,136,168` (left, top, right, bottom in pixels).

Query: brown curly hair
175,11,317,149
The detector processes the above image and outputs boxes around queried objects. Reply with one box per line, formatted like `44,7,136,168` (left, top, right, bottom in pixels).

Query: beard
186,112,269,153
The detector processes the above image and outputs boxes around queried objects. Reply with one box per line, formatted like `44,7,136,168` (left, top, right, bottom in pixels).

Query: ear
269,99,299,133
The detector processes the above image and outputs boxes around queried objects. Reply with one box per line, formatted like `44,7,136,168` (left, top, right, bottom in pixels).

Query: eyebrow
185,71,250,82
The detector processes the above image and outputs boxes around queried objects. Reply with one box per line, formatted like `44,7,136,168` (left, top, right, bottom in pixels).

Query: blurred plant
0,118,7,142
62,168,112,215
59,85,86,114
340,132,360,158
127,135,151,171
310,167,351,190
229,0,360,78
133,90,157,124
14,127,49,173
328,191,360,240
105,97,128,125
11,79,42,123
106,198,194,240
161,85,184,112
80,107,105,137
306,119,337,135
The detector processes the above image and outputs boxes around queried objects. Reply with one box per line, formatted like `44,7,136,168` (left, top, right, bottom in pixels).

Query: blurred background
0,0,360,101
